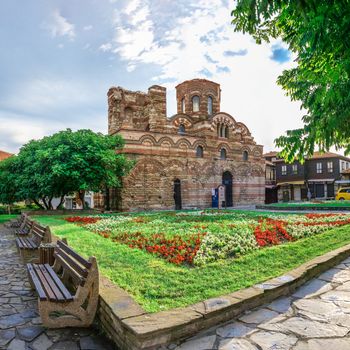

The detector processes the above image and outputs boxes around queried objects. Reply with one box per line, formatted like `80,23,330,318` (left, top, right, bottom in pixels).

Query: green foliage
0,156,19,208
232,0,350,161
0,129,133,209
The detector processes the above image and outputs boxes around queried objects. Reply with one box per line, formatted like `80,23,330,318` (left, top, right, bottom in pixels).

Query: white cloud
102,0,304,151
44,10,75,40
99,43,112,52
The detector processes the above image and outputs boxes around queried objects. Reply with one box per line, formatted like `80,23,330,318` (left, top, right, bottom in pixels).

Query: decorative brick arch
216,142,232,153
237,164,251,177
252,146,263,157
251,165,264,176
192,140,207,150
171,115,194,128
211,113,236,130
157,136,175,147
236,122,251,136
175,138,192,149
138,135,157,146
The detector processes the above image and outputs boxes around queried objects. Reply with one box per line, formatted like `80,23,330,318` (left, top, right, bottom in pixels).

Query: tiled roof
310,151,350,161
263,151,278,157
268,151,350,163
0,150,13,161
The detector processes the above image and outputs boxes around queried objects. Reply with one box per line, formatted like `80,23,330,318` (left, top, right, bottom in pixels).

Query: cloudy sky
0,0,304,153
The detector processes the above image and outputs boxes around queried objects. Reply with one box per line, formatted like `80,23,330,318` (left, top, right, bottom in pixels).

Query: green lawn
0,214,17,224
33,211,350,313
265,200,350,207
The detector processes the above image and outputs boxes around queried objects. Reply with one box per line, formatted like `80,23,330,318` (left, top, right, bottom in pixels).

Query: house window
342,162,346,171
282,165,287,175
316,162,323,174
243,150,248,161
327,161,333,173
220,148,226,160
178,124,185,134
196,146,203,158
207,96,213,115
292,164,298,174
181,98,185,113
192,95,200,112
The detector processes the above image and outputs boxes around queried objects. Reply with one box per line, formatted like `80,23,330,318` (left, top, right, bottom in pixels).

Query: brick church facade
105,79,265,211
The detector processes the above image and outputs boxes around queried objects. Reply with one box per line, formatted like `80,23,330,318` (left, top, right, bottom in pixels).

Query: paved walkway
0,224,113,350
172,259,350,349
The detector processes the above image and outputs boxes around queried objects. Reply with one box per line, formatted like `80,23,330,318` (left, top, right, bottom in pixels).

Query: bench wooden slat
33,264,59,302
27,264,47,301
55,248,88,278
53,253,85,286
57,241,92,269
25,238,37,249
37,265,66,302
44,264,73,301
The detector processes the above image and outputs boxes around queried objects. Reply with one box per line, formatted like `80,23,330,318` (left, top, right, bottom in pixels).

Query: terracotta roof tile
0,150,13,161
263,151,278,157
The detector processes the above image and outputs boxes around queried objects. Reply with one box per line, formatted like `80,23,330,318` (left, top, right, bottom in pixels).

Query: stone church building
105,79,265,211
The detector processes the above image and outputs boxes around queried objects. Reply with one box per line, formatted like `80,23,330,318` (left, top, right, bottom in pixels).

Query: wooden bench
14,216,34,236
27,240,99,328
7,213,26,228
16,222,52,263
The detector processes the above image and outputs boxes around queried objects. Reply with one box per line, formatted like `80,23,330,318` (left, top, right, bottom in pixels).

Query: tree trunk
7,205,11,215
32,199,45,210
78,190,86,209
42,197,49,210
57,194,66,209
48,196,54,210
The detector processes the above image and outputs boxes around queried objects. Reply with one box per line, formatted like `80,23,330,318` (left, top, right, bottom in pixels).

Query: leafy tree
232,0,350,161
15,129,133,209
0,156,20,213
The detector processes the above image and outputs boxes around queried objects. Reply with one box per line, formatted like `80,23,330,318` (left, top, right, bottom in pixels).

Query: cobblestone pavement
0,224,114,350
172,260,350,350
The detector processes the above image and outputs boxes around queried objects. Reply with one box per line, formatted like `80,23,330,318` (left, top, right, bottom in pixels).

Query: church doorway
222,171,233,207
174,179,182,210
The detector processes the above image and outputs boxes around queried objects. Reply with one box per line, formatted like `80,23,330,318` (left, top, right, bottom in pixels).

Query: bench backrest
24,218,34,231
53,240,93,288
31,222,52,245
18,213,27,228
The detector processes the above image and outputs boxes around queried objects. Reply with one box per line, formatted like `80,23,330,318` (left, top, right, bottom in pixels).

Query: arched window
196,145,204,158
207,96,213,115
243,150,249,161
192,95,200,112
220,124,225,138
225,126,229,138
220,148,227,160
181,98,185,113
178,124,185,134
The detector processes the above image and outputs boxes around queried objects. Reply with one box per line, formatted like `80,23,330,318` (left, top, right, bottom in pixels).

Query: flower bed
64,212,350,266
